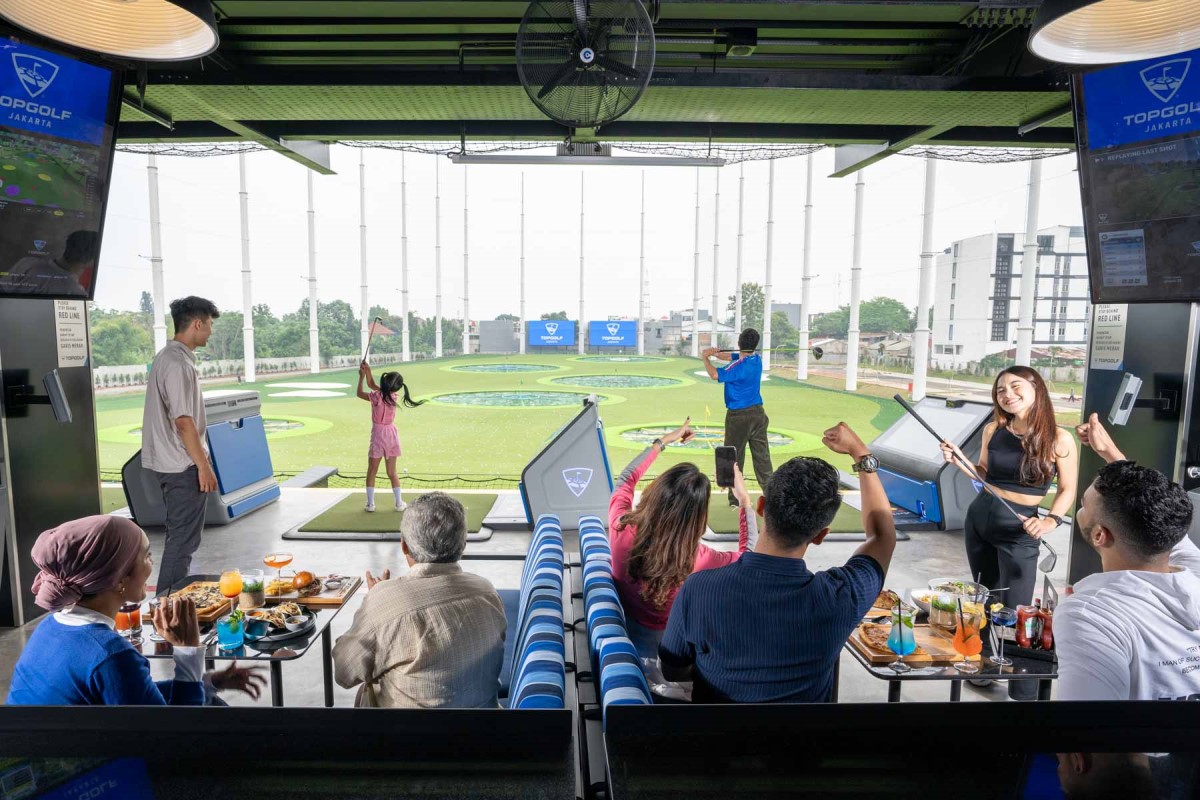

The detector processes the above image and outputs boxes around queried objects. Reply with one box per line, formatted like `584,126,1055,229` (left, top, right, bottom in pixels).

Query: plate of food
167,581,230,623
868,589,916,618
245,602,316,643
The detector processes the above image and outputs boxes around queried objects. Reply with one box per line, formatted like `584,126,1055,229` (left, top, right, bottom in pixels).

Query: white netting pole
147,154,167,352
1016,159,1043,367
913,155,937,401
307,172,319,374
798,152,814,381
239,153,255,383
762,160,775,371
691,168,701,358
845,170,865,392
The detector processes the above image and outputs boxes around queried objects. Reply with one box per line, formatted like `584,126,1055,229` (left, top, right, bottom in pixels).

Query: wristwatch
1046,513,1064,527
652,437,665,451
851,454,880,474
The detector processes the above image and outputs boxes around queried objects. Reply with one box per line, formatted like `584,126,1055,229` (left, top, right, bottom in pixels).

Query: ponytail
380,372,425,409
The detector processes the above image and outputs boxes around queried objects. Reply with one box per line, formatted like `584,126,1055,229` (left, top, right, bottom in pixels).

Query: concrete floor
0,488,1074,706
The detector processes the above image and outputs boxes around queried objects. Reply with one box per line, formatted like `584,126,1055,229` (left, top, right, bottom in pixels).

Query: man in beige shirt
333,492,507,708
141,296,220,593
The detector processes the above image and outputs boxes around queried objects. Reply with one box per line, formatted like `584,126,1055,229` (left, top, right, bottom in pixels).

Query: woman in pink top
357,362,426,513
608,418,758,636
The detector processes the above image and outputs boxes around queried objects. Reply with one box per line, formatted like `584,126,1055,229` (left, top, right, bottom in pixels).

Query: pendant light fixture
1029,0,1200,64
0,0,218,61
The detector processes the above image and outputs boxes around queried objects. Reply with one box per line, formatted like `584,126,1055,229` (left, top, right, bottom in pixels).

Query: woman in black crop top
940,366,1078,614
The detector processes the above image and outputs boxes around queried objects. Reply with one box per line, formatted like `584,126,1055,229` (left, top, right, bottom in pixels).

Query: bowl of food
908,588,934,615
284,614,308,632
928,580,989,629
243,617,270,640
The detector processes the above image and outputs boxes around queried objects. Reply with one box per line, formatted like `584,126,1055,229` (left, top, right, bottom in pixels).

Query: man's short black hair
763,456,842,548
738,328,760,352
170,296,220,333
1093,460,1192,558
63,230,99,264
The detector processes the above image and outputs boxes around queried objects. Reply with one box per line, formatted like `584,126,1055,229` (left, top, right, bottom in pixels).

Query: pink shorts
368,424,401,459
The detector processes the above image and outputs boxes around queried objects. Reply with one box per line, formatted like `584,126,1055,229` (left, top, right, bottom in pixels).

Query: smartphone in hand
715,446,737,488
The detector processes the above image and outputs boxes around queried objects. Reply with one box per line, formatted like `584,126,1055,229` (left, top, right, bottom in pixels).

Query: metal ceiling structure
111,0,1075,173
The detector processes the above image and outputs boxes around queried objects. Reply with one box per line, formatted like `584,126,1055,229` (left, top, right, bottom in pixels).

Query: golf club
892,394,1058,573
715,346,824,361
361,315,384,364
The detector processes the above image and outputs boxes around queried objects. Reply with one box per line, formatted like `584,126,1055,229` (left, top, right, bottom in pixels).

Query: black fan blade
572,0,588,44
536,57,579,100
594,53,640,80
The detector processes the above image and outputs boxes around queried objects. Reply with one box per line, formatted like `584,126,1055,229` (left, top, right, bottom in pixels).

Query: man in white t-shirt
1055,414,1200,701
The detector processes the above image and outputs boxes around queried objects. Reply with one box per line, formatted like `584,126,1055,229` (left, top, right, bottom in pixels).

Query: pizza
873,589,902,610
169,582,226,616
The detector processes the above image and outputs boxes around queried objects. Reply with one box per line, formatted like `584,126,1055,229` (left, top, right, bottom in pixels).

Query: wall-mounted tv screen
0,36,120,300
1074,47,1200,303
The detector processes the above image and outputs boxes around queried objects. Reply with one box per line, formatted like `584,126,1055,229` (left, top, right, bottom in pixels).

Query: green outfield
95,355,904,485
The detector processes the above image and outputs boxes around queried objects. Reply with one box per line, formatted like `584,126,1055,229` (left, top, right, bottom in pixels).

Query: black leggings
963,491,1042,610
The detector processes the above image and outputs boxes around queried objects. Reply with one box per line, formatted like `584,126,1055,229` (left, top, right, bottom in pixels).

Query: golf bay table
837,638,1057,702
141,574,361,707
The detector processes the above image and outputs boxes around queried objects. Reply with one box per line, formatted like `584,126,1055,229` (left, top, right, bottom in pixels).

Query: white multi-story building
931,225,1089,370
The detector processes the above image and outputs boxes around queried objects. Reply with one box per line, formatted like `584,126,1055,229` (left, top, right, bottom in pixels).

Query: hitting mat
703,494,909,542
284,492,499,541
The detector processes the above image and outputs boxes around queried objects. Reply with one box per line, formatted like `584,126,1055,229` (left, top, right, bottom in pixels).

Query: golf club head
1038,541,1058,573
812,345,824,361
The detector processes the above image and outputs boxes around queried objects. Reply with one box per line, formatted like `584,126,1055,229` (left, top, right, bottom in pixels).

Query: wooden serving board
167,581,231,624
849,623,981,666
266,575,362,606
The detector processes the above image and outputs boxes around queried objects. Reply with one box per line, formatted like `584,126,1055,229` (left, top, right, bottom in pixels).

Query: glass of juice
952,602,984,673
887,605,916,674
116,601,142,645
219,569,243,612
145,597,164,643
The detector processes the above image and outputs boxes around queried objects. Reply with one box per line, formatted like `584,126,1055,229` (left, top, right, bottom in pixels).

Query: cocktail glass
216,614,244,650
146,596,164,643
952,602,985,674
887,605,916,674
989,607,1018,667
263,553,293,588
219,569,243,612
116,601,142,645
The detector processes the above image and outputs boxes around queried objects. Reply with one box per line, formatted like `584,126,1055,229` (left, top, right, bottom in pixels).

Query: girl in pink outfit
357,362,425,512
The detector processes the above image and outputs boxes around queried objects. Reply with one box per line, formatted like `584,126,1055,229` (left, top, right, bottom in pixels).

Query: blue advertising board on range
588,320,637,347
528,319,576,347
0,40,114,146
1082,47,1200,150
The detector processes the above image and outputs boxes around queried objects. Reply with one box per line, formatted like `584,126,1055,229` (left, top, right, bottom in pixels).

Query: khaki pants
724,404,774,501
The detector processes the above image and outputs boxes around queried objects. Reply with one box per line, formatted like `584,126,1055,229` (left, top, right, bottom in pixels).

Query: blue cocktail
989,606,1017,666
887,606,916,674
216,613,245,650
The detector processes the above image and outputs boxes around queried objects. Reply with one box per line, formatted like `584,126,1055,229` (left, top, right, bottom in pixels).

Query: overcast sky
94,144,1084,322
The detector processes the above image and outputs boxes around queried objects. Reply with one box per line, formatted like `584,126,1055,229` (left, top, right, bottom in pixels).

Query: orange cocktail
219,569,243,602
263,553,293,587
952,604,984,674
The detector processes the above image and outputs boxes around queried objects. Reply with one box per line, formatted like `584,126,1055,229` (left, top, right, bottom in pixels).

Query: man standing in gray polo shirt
142,296,220,593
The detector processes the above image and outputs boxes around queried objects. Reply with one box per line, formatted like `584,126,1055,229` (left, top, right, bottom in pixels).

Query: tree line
89,291,464,367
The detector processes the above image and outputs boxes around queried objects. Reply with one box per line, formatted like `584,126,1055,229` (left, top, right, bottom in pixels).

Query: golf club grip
892,394,1027,523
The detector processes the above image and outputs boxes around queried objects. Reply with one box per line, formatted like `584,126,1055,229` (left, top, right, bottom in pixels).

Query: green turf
95,355,902,485
298,492,498,533
705,494,864,534
102,486,128,514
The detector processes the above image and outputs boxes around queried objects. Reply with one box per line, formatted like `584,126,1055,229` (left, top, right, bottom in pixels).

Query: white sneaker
364,504,376,513
395,501,408,512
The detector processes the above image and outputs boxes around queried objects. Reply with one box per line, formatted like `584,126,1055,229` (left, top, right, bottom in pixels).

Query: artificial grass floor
298,492,498,533
705,493,864,534
102,486,128,514
95,354,904,484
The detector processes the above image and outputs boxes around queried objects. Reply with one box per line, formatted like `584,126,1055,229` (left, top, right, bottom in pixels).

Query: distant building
931,225,1088,370
646,310,734,353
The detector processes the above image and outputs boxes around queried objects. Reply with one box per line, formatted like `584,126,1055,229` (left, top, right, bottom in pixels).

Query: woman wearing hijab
6,516,264,706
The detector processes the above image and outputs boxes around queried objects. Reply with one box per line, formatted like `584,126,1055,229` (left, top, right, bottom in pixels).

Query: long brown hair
618,463,711,610
992,365,1059,486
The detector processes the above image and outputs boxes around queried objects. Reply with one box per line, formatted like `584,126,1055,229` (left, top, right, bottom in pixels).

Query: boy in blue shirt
702,328,773,504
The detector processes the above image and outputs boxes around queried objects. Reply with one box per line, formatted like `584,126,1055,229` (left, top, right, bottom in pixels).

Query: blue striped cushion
599,637,652,718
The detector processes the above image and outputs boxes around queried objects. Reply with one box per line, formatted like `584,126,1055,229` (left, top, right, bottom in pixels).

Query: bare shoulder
1055,426,1077,456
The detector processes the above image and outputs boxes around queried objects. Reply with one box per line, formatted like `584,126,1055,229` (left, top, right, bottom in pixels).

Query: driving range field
95,355,905,486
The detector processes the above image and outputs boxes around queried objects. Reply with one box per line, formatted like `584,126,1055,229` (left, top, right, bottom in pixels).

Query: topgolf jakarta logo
1140,58,1190,104
545,323,559,335
12,54,58,98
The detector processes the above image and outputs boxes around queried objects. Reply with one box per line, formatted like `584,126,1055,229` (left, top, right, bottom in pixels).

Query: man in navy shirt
702,328,773,505
659,422,896,703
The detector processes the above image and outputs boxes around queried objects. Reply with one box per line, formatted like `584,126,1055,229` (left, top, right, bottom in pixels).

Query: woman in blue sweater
6,515,263,706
